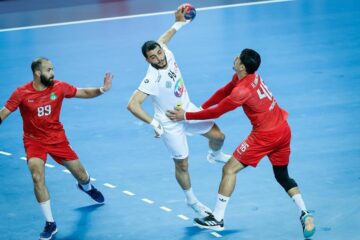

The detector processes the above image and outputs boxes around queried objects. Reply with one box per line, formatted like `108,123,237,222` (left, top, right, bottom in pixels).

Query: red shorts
233,121,291,167
24,139,78,165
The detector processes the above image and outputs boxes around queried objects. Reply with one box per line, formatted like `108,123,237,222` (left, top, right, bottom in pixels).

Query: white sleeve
138,71,159,96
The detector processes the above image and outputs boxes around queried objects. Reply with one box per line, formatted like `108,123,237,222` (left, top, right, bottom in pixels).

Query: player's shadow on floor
180,226,243,239
57,204,104,240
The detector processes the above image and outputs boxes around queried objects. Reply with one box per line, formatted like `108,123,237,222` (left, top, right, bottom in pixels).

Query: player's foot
39,221,57,240
78,183,105,204
186,200,212,217
207,150,231,164
300,210,315,238
194,213,224,231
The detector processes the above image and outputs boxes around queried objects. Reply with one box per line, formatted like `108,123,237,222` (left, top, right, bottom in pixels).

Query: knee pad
273,166,298,192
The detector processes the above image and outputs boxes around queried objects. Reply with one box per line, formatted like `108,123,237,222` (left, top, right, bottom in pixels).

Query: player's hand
150,119,164,138
102,72,113,92
175,6,187,22
166,107,185,121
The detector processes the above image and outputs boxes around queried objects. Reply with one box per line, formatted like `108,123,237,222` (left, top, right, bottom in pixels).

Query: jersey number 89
37,105,51,117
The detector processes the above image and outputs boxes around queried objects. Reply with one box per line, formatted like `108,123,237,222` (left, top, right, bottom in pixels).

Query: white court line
90,177,96,182
103,183,116,188
45,163,55,168
20,157,27,161
0,0,292,33
160,206,172,212
141,198,154,204
177,214,190,221
62,169,71,174
0,151,12,156
211,232,223,238
123,190,135,196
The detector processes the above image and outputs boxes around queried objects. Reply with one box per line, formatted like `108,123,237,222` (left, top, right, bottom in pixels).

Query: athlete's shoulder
144,66,160,82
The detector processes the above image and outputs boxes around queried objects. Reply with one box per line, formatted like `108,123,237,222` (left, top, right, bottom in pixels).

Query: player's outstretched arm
75,72,113,98
127,90,164,138
0,107,11,125
158,7,188,45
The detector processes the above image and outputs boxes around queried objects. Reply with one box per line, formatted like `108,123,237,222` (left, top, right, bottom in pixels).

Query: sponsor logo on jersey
144,79,150,83
174,78,184,97
50,93,57,100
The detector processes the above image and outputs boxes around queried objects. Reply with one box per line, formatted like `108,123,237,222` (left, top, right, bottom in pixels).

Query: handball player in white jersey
127,7,230,217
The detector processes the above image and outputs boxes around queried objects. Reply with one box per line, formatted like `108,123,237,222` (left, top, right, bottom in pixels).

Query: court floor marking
0,0,292,33
3,150,222,237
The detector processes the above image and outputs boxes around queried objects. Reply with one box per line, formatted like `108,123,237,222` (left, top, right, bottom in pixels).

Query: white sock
292,193,307,213
80,174,92,191
40,200,54,222
213,194,230,221
184,187,198,205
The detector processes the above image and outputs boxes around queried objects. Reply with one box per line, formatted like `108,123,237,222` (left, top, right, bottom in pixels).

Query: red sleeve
4,88,22,112
201,75,237,109
61,82,77,98
186,86,250,120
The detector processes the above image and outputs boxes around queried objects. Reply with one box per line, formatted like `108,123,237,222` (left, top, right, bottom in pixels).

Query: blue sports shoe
39,221,57,240
78,183,105,203
300,211,316,238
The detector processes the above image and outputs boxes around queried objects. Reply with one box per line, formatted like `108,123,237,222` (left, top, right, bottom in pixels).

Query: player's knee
175,159,189,172
31,171,44,185
274,170,298,191
222,163,236,176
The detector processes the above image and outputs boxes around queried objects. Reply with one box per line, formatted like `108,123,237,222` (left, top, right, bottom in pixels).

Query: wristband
150,118,159,127
171,21,188,31
99,87,106,94
0,117,2,125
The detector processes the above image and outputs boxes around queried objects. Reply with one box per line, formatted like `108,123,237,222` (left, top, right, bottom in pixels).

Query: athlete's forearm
0,107,11,124
127,101,153,124
158,28,177,45
201,81,235,109
75,88,103,98
186,98,238,120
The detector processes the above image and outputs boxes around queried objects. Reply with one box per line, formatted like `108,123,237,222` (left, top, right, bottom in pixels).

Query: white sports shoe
187,200,212,217
207,151,231,164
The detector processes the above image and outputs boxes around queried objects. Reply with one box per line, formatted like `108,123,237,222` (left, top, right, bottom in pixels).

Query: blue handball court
0,0,359,239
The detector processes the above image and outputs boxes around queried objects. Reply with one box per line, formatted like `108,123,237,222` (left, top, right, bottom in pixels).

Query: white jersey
138,45,192,123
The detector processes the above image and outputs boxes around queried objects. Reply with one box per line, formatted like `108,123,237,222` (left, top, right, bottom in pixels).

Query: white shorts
161,119,214,160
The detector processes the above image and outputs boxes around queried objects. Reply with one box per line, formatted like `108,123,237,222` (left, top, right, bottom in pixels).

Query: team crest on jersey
50,92,57,100
174,78,184,97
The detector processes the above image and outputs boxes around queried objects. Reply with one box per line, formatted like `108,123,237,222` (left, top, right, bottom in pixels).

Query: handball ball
179,3,196,21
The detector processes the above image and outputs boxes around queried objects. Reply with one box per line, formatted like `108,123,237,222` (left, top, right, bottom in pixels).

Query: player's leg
269,122,315,238
185,120,230,163
194,133,266,231
62,159,104,204
162,122,211,217
28,157,58,240
194,156,246,231
49,141,104,204
202,123,231,163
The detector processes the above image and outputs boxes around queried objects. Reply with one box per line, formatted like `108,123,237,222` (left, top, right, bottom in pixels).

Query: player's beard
40,74,54,87
151,55,167,69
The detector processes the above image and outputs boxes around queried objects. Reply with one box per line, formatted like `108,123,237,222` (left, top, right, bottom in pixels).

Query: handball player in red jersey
0,57,113,240
166,49,315,238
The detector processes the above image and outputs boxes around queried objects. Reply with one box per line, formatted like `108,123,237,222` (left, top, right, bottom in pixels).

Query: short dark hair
239,49,261,74
31,57,49,74
141,41,161,58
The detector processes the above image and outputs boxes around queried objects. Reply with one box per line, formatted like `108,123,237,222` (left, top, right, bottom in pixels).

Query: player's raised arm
0,107,11,125
158,4,195,45
75,72,113,98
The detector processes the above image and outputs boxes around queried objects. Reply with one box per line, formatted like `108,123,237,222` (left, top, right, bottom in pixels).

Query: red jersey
5,80,77,143
186,73,288,132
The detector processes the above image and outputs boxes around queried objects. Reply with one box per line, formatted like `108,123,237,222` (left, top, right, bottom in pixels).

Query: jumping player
166,49,316,238
0,58,113,240
127,7,231,217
